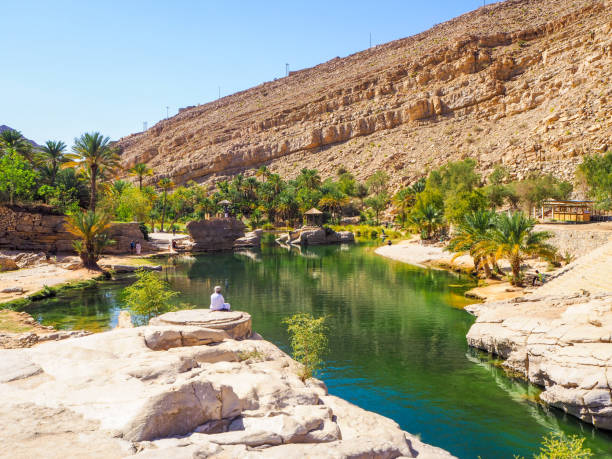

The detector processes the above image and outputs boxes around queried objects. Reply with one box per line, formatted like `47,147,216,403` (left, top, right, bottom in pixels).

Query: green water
28,244,612,458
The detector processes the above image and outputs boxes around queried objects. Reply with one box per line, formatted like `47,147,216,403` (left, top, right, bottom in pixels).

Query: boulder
149,309,252,340
291,226,355,246
0,324,455,457
234,229,263,248
0,256,18,272
466,293,612,430
187,218,246,252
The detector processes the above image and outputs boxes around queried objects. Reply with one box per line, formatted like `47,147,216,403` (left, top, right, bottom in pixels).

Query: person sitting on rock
210,286,231,311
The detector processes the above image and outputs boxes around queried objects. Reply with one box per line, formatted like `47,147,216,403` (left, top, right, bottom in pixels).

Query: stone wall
186,217,246,251
539,225,612,258
0,205,154,254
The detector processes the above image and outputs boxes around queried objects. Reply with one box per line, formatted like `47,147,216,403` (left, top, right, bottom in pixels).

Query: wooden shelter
539,200,594,223
304,208,324,227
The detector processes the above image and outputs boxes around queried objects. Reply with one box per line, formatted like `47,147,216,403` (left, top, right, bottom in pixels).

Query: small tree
158,177,174,231
129,162,153,190
515,431,592,459
66,210,113,269
283,312,328,381
0,152,37,204
122,270,178,324
364,192,389,225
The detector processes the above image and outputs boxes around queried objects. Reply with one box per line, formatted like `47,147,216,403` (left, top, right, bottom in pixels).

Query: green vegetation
283,312,328,381
122,270,178,324
66,210,113,269
577,151,612,209
515,432,593,459
448,211,555,284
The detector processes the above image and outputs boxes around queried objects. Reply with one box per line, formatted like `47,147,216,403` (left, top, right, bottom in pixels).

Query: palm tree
485,212,556,285
410,203,444,239
158,177,174,232
319,192,348,222
64,132,119,212
447,210,496,278
66,210,113,269
393,188,416,225
256,165,271,182
0,129,33,161
297,168,322,190
129,162,153,190
39,140,67,186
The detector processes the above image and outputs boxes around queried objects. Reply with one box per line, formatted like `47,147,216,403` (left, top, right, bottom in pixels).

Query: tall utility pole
166,106,169,119
218,86,221,99
285,63,289,77
369,32,372,48
143,121,147,132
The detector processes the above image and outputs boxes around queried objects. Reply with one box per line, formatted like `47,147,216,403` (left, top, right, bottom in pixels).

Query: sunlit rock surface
0,311,454,458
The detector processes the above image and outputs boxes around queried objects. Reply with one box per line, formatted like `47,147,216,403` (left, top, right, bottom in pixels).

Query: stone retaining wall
538,225,612,258
0,205,154,254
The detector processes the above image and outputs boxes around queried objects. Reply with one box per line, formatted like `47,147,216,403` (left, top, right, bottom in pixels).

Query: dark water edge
27,244,612,459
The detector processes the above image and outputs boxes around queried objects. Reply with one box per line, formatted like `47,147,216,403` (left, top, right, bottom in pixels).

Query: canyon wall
117,0,612,190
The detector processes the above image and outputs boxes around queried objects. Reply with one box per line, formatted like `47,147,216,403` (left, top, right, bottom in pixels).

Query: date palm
40,140,67,186
297,168,321,190
0,129,33,161
485,212,556,285
447,210,496,278
66,210,113,269
129,162,153,190
158,177,174,232
64,132,119,212
409,203,443,239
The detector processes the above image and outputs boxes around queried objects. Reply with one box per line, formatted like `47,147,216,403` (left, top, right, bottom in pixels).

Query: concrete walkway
537,238,612,295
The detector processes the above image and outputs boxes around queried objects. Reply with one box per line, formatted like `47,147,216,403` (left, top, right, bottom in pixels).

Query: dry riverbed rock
466,292,612,430
0,311,454,458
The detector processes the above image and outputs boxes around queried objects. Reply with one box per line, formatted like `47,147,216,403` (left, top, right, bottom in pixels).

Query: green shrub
514,432,592,459
122,270,178,324
138,222,150,241
260,232,277,246
262,223,275,230
283,313,328,381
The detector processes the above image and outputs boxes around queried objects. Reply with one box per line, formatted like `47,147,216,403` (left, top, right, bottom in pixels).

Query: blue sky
1,1,492,146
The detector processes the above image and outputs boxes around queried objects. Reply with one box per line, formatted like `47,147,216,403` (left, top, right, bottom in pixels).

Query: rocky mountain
116,0,612,190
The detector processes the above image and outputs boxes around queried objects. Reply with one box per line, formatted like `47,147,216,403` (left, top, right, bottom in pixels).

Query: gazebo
304,208,324,227
218,199,231,218
539,200,594,223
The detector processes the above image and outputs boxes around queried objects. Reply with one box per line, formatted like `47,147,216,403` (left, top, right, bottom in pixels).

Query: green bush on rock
283,312,328,381
122,270,178,324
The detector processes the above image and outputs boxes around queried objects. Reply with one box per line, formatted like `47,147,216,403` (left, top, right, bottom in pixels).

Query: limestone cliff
117,0,612,190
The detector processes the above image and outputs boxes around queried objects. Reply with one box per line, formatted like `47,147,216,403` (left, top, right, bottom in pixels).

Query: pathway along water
28,244,612,458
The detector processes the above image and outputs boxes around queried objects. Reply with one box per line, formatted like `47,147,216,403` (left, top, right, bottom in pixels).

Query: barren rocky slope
117,0,611,189
0,310,453,458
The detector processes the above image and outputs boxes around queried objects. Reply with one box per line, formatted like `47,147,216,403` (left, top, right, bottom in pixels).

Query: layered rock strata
117,0,611,190
0,206,155,255
466,292,612,430
0,312,454,458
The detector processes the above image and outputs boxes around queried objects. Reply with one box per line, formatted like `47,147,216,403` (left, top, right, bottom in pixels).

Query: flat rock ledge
149,309,252,340
0,313,454,458
466,292,612,430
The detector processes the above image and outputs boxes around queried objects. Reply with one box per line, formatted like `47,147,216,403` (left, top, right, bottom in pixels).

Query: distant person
135,241,142,255
532,270,545,286
210,286,231,311
387,240,392,246
130,240,135,255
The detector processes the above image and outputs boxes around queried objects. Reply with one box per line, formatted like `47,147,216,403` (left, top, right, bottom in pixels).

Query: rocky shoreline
466,292,612,431
0,309,454,458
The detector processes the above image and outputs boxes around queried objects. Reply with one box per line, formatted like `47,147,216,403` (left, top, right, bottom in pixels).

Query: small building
304,208,324,227
539,200,594,223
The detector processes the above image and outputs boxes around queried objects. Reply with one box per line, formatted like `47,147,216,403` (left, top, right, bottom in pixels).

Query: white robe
210,292,230,311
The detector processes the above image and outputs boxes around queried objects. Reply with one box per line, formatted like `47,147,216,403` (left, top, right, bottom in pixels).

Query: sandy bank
374,238,474,270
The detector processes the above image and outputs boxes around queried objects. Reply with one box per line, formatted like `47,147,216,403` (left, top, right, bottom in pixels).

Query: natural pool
28,244,612,458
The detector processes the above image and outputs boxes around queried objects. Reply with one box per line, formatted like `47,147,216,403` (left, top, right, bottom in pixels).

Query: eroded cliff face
117,0,612,189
